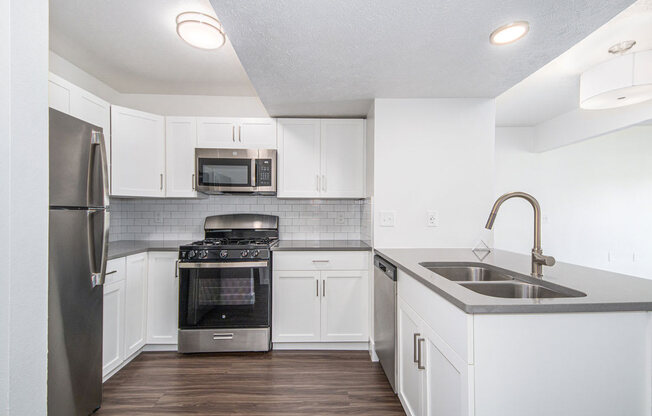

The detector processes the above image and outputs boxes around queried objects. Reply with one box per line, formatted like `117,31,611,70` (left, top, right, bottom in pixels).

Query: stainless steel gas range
177,214,278,353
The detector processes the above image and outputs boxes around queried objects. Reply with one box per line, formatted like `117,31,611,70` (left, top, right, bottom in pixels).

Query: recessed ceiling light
490,21,530,45
176,12,226,50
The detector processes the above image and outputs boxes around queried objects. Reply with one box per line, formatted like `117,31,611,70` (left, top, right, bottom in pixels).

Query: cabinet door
147,252,179,344
277,119,321,198
320,119,365,198
102,280,125,377
422,325,472,416
272,270,321,342
111,105,165,197
124,253,148,357
196,117,238,148
239,118,277,148
165,117,197,197
48,73,72,114
398,299,424,416
320,270,368,342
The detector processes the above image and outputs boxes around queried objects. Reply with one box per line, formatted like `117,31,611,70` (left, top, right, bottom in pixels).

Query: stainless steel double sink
419,262,586,299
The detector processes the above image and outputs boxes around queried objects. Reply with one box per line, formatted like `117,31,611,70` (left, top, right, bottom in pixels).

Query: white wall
372,99,496,248
49,51,269,117
495,125,652,279
1,0,49,414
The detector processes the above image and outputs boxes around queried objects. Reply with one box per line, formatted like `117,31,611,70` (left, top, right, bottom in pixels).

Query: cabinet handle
413,333,420,363
322,174,326,192
192,174,195,190
316,279,319,297
105,270,117,275
160,173,163,190
417,337,425,370
322,279,326,297
316,174,320,191
238,125,242,142
175,260,179,278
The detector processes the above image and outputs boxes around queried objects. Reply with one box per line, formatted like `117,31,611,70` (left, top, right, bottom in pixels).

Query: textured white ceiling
497,0,652,126
49,0,257,95
209,0,635,117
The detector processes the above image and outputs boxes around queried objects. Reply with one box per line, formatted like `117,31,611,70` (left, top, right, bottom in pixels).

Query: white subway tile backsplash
109,195,369,242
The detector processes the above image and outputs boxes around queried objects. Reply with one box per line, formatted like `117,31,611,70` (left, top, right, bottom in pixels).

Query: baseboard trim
369,339,379,362
102,346,144,382
143,344,178,352
273,341,369,350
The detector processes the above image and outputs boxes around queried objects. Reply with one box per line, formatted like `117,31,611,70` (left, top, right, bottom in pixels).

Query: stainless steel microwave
195,148,276,194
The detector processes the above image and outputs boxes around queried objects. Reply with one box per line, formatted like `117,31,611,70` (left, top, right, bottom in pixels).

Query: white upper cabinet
165,117,197,198
48,73,112,190
277,119,321,198
277,118,366,199
111,105,165,197
320,119,365,198
197,117,276,149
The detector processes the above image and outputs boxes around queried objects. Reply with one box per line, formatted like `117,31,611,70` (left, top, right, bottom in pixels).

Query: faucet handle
533,252,556,267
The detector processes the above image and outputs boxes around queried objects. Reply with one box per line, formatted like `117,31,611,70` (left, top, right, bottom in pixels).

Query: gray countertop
272,240,372,251
375,248,652,314
108,240,189,260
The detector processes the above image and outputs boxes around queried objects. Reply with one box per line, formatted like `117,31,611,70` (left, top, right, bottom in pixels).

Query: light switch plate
380,211,395,227
427,210,439,227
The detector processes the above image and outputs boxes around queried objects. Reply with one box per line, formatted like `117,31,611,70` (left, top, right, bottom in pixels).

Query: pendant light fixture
580,42,652,110
176,12,226,50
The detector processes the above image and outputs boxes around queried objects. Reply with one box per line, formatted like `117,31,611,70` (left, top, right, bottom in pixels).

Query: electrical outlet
154,211,164,224
427,210,439,227
335,212,346,225
380,211,395,227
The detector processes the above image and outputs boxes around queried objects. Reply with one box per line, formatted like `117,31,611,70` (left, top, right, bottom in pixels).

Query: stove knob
219,250,228,259
252,249,260,258
241,249,249,258
199,250,208,259
187,250,197,259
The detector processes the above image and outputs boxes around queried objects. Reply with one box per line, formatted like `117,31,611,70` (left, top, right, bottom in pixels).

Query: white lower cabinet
124,253,148,357
272,251,369,346
146,252,179,344
397,297,471,416
102,258,126,378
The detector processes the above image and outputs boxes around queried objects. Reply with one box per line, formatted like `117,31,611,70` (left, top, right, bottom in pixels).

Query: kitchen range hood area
3,0,652,415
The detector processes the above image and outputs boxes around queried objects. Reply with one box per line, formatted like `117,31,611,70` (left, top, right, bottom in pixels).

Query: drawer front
398,269,472,364
273,251,369,271
105,257,126,285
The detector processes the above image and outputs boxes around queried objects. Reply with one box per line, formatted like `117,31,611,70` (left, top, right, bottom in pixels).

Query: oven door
178,261,271,330
195,148,257,193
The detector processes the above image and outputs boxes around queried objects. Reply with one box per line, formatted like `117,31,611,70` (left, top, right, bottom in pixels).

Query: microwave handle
251,159,257,188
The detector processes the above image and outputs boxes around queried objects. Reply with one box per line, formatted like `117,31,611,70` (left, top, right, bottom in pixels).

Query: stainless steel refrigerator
48,108,109,416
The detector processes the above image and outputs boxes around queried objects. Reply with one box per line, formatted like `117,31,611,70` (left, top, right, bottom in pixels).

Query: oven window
198,158,251,187
179,265,270,329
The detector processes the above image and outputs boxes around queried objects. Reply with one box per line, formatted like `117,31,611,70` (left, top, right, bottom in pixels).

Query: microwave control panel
256,159,273,186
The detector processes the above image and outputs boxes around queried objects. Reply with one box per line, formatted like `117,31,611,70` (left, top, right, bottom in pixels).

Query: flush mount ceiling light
580,46,652,110
489,21,529,45
176,12,226,50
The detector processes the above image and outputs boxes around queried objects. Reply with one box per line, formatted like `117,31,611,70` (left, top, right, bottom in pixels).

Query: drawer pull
312,260,330,263
213,333,234,340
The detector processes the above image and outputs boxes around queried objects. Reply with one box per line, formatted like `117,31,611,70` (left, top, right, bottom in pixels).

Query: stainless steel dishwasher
374,255,398,393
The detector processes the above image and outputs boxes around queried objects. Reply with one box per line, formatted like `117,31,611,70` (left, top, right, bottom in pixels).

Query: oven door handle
178,261,269,269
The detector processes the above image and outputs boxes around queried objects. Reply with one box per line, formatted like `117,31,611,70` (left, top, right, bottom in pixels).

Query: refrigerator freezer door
49,108,108,208
48,209,103,416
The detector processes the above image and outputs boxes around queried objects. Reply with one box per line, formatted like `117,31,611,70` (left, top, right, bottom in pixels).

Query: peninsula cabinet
396,268,650,416
272,251,369,347
111,106,165,197
277,118,365,198
196,117,277,149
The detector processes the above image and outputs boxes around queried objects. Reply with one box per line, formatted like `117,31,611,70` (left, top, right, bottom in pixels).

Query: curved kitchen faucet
485,192,556,278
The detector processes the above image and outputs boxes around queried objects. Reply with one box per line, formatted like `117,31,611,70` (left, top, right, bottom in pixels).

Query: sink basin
459,281,585,299
420,262,586,299
420,262,515,282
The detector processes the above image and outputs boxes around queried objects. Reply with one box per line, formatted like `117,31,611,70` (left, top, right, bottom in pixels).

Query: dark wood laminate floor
97,351,405,416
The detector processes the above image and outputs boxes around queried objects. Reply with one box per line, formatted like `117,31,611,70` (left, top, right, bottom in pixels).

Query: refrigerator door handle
89,131,110,208
88,209,110,287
